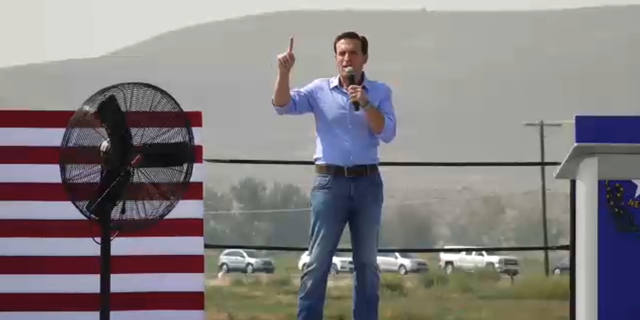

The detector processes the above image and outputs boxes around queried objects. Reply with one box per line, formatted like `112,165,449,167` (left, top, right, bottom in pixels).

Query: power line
205,158,561,166
206,207,308,214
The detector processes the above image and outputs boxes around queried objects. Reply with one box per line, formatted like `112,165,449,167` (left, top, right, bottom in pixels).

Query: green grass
206,267,570,320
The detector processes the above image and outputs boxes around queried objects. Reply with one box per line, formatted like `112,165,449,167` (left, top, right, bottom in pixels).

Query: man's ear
363,54,369,65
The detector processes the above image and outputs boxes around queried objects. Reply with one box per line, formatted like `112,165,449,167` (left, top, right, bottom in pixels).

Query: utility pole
523,120,565,277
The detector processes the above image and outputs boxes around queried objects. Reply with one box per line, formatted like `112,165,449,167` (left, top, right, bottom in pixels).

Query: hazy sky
0,0,637,68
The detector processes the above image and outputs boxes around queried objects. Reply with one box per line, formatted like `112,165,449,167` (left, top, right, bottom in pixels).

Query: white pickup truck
438,245,520,276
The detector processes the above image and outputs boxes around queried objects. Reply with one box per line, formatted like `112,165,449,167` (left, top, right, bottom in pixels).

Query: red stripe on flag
0,292,204,312
0,182,203,201
0,255,204,275
0,219,203,238
0,111,203,128
0,146,204,164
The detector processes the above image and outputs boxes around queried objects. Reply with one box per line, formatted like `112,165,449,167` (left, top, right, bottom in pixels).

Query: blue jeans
297,171,384,320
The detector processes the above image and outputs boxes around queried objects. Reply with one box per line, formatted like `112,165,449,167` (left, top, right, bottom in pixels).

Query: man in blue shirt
271,31,397,320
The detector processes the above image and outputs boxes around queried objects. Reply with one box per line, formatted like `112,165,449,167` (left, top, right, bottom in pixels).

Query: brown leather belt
315,164,379,177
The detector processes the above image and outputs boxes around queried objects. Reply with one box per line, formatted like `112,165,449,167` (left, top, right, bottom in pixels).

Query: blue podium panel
598,180,640,320
574,115,640,320
576,115,640,144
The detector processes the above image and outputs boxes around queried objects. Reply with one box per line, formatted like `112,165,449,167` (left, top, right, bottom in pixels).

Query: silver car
218,249,276,274
376,252,428,275
298,251,354,274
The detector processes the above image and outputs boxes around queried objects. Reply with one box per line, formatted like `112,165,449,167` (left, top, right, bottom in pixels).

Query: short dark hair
333,31,368,55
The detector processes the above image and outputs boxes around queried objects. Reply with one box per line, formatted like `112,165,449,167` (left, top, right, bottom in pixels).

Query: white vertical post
575,157,598,320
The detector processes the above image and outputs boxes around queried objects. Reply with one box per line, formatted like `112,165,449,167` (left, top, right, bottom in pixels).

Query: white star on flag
632,180,640,198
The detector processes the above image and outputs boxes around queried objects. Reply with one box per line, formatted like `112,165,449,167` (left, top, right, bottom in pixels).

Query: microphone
345,67,360,111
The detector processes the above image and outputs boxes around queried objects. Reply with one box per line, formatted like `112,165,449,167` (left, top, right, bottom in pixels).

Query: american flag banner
0,110,205,320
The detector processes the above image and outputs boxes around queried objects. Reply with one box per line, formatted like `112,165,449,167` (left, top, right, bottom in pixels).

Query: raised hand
277,37,296,73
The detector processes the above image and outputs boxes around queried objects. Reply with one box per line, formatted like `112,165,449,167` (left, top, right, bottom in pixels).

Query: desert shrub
325,312,349,320
230,275,248,286
420,268,502,294
447,272,478,294
478,275,570,300
380,273,408,297
420,270,450,288
326,285,352,300
229,274,265,286
474,267,502,283
398,312,429,320
266,274,294,288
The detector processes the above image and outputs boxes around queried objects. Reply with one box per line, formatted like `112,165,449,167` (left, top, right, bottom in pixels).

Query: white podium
555,115,640,320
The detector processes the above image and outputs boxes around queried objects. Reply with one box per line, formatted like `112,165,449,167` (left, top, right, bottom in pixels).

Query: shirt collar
330,72,370,89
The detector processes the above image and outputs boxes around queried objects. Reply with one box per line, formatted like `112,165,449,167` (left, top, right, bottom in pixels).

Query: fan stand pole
99,218,112,320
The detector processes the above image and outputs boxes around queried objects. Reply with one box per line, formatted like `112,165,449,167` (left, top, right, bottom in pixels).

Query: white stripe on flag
0,164,205,183
0,128,203,146
0,200,204,220
0,274,205,293
0,237,205,256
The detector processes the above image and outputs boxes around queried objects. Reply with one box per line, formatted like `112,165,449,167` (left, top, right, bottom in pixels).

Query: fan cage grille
59,82,195,232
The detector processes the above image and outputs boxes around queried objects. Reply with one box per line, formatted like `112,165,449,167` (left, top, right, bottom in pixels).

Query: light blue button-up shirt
274,75,397,166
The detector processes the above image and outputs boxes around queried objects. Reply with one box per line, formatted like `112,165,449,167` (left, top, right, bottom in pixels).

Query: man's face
334,38,368,76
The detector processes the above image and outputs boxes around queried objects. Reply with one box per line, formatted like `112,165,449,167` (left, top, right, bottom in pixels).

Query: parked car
438,245,520,276
376,252,428,275
218,249,275,274
552,255,571,275
298,251,354,275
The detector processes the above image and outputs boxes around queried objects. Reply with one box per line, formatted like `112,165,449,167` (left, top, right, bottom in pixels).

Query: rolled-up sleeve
273,81,317,116
375,85,397,143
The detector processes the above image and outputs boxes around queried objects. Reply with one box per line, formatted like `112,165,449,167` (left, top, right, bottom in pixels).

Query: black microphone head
344,66,360,110
345,67,356,85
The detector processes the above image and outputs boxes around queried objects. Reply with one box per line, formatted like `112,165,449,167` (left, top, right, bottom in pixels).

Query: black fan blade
95,94,134,164
137,142,196,167
85,168,133,219
85,95,134,218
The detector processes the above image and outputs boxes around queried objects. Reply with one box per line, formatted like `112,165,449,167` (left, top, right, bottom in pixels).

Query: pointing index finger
288,37,294,53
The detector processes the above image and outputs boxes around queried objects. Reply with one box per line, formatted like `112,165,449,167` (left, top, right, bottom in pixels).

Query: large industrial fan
58,82,196,320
